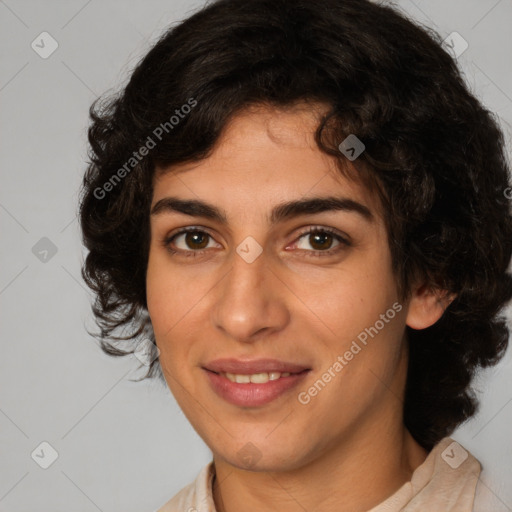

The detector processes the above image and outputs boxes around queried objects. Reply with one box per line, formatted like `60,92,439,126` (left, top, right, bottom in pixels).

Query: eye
163,227,220,257
291,226,350,257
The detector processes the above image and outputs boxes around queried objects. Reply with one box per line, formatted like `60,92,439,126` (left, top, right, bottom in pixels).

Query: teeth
222,371,293,383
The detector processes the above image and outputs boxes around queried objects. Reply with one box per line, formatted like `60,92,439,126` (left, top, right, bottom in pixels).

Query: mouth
202,359,311,407
211,369,307,384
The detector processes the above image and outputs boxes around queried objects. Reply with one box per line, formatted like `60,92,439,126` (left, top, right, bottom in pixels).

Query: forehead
152,103,381,218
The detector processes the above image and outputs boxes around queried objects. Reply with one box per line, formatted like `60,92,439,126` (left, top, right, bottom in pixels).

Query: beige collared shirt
157,437,509,511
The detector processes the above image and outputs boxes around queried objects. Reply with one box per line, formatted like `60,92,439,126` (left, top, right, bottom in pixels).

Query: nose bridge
224,233,268,294
212,240,288,341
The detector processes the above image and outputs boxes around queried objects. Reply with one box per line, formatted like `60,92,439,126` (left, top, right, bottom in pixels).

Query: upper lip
203,358,310,375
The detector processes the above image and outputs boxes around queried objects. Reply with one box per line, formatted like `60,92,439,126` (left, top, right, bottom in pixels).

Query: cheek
145,249,209,373
292,252,398,345
146,246,190,329
146,249,183,360
145,252,168,334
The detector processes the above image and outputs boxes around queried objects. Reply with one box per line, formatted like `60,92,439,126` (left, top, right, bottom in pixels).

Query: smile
204,368,310,407
220,371,292,383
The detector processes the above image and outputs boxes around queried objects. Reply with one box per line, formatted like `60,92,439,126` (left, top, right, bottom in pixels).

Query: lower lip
204,369,310,407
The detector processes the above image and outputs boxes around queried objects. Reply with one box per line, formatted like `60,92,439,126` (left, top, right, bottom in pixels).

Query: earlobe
405,283,456,330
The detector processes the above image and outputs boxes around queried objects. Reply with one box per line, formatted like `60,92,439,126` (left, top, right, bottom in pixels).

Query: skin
146,102,450,512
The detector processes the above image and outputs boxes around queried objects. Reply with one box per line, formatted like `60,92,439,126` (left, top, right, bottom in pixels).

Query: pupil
311,232,331,250
187,231,208,249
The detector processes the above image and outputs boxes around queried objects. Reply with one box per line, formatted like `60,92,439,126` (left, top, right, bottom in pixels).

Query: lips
204,368,310,407
203,358,311,375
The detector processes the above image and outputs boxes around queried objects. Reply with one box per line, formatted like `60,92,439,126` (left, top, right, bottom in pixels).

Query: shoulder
372,437,482,511
156,461,216,512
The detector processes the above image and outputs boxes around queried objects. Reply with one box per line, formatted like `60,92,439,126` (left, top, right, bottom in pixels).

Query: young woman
79,0,512,510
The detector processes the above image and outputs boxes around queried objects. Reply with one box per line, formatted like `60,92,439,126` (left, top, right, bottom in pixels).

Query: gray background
1,1,511,511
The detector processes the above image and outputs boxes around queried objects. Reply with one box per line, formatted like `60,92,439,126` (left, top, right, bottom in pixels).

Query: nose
211,245,290,343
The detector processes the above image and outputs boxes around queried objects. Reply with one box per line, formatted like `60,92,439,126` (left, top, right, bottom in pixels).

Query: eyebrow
150,195,374,224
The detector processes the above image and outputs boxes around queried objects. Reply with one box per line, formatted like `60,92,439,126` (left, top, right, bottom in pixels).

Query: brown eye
307,231,335,250
295,228,349,254
182,231,209,250
294,226,352,257
164,228,220,255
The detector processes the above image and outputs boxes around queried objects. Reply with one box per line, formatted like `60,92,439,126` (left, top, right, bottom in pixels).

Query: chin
215,440,311,473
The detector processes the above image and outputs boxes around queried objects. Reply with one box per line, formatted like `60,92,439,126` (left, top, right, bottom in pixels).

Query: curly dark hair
78,0,512,451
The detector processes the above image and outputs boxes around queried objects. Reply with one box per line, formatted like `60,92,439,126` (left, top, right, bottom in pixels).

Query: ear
406,283,456,330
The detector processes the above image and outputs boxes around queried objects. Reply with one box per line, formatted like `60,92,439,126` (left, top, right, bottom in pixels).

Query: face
146,103,411,472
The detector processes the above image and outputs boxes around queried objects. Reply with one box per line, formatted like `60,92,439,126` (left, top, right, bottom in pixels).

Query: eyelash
162,226,351,259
